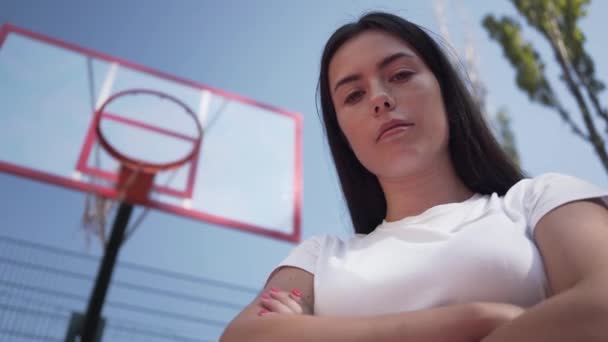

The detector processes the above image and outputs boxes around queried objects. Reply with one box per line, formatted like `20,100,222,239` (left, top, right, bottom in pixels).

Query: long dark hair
317,12,524,235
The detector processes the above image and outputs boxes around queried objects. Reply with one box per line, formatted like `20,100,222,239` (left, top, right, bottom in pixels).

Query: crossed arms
221,200,608,342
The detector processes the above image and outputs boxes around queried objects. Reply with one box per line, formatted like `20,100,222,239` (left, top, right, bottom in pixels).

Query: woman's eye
390,71,413,82
345,90,364,104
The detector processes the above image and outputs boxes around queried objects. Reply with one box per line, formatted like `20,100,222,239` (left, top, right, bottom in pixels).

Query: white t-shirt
272,173,607,316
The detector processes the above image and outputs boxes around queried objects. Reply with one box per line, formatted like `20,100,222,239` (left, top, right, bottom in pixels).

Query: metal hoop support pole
79,202,133,342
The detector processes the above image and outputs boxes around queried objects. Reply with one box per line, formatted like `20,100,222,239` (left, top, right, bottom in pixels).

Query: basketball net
81,58,115,249
81,164,143,248
82,193,113,249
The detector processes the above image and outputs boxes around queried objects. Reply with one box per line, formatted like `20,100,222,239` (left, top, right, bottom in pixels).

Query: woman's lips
377,124,413,141
376,119,415,142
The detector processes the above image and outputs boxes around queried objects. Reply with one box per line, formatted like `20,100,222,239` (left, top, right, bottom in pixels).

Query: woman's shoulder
292,232,371,255
506,172,605,198
272,233,355,276
504,172,607,229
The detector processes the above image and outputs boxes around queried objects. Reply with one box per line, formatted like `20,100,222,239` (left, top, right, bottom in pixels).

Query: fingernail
258,309,269,316
291,289,302,297
270,287,280,293
261,294,270,300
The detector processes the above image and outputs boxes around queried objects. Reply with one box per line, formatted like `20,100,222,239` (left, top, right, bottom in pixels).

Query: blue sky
1,0,607,340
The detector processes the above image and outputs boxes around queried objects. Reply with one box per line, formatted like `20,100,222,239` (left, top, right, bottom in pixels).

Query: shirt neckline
377,193,483,230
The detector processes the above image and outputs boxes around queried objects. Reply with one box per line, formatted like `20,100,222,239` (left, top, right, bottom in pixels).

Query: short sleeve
523,173,608,230
265,235,326,281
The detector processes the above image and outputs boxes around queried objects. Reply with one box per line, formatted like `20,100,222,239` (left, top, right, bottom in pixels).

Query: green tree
483,0,608,174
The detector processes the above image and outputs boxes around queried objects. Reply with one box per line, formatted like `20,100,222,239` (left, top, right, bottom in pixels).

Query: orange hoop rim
94,88,203,174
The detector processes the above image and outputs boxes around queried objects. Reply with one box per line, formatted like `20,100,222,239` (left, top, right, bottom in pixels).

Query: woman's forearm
481,279,608,341
221,302,503,342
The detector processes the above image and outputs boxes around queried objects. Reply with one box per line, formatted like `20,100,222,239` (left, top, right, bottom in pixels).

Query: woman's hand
477,302,525,323
257,287,311,316
472,302,525,337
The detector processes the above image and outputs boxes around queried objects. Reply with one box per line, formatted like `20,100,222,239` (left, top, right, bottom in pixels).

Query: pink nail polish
261,294,270,300
270,287,280,293
291,289,302,297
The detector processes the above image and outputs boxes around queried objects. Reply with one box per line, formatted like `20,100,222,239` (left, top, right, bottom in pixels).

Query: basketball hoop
94,89,203,204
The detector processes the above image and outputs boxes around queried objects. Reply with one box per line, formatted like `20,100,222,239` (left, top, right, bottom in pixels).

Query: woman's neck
379,159,473,222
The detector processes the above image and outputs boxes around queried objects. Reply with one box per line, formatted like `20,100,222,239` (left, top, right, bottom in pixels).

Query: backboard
0,24,302,242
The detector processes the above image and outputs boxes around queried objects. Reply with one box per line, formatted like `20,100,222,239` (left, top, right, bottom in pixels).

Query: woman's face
328,30,450,179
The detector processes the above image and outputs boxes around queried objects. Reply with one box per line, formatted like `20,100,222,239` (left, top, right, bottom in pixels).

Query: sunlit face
329,30,450,179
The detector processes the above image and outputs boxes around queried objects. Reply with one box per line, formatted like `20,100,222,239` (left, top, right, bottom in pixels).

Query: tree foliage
483,0,608,174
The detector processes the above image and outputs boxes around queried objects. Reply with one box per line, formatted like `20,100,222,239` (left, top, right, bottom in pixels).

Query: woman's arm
220,266,522,342
482,199,608,341
223,302,511,342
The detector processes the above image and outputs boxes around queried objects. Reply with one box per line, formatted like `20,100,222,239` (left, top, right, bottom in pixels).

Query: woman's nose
372,92,396,116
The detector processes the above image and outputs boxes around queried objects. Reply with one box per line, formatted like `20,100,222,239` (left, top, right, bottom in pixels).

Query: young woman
221,12,608,342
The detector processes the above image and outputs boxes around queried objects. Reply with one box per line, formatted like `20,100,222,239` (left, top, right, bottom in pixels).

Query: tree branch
482,15,589,144
573,68,608,125
545,14,608,173
551,100,590,142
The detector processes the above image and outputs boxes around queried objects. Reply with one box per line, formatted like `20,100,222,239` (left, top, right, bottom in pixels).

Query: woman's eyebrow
377,51,414,70
333,52,415,93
